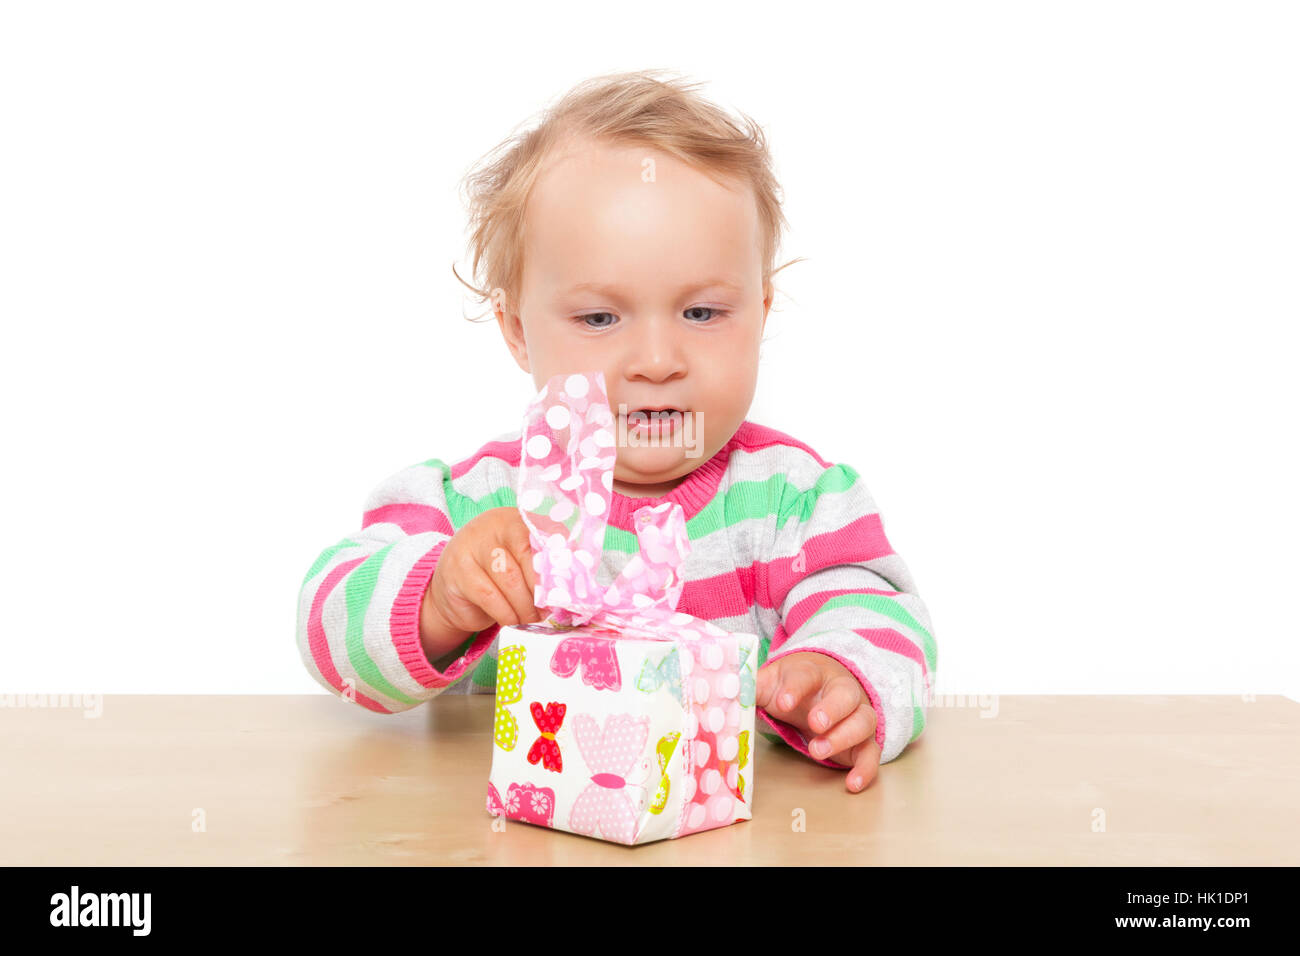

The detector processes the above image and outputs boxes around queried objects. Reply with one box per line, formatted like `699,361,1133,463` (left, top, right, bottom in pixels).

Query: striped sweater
296,420,937,767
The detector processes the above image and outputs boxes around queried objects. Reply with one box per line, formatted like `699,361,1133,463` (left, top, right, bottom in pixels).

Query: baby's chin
615,443,687,472
612,447,694,495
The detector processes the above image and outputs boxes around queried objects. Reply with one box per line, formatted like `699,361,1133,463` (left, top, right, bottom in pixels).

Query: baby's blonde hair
454,68,803,322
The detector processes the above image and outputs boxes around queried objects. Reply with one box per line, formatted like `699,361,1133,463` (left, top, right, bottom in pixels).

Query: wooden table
1,694,1295,865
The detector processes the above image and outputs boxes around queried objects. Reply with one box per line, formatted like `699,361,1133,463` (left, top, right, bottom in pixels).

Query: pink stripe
389,541,453,689
769,620,791,657
362,503,453,536
448,440,520,479
306,557,393,714
781,587,928,676
385,539,504,688
763,513,893,608
678,563,890,622
678,566,758,619
850,626,929,678
731,421,834,468
677,518,897,620
759,646,887,764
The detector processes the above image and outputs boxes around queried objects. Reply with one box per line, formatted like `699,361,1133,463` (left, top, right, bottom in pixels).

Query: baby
296,70,936,793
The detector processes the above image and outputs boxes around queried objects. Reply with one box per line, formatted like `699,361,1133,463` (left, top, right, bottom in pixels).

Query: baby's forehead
529,143,758,234
518,135,765,292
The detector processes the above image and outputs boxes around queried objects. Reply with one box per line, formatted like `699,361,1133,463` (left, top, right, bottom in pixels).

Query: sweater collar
605,427,737,528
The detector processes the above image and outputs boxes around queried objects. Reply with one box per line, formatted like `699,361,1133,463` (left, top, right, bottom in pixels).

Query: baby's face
496,137,772,498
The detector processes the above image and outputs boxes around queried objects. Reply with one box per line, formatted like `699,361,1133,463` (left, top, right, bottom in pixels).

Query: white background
2,1,1296,700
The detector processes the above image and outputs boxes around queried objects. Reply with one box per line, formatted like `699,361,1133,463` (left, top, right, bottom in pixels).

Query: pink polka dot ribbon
515,370,729,643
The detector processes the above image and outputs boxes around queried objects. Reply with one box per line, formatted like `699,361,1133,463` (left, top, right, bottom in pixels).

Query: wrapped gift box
481,368,760,845
486,619,758,844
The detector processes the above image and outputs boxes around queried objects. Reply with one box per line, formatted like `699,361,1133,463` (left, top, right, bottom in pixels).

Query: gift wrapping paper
486,620,757,844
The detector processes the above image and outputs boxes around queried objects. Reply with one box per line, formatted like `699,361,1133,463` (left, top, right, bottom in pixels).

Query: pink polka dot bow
515,370,728,643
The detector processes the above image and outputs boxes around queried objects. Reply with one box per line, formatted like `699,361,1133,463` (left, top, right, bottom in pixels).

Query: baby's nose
622,319,687,380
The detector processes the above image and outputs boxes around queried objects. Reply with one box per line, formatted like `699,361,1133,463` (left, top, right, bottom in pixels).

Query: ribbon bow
515,370,727,642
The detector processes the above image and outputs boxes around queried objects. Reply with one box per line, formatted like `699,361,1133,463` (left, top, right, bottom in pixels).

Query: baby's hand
420,507,548,659
755,651,881,792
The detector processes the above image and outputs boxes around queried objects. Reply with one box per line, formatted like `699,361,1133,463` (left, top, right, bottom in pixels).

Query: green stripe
471,650,498,687
420,458,515,528
302,537,360,587
343,543,420,707
602,476,802,553
806,593,937,675
774,464,860,530
904,671,924,744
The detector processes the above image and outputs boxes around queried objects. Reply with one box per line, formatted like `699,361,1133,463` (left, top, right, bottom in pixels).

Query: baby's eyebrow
563,278,745,296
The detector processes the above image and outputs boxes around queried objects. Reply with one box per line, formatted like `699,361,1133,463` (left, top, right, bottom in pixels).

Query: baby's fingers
757,656,821,721
499,508,544,598
460,559,530,629
845,737,882,793
485,547,545,626
809,701,876,764
808,673,871,736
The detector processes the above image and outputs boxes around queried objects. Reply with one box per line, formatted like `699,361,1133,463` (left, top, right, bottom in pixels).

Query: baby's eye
577,312,617,329
684,306,728,322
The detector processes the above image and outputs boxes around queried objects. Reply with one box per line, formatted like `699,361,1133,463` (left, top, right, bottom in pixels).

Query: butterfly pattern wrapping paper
484,370,758,846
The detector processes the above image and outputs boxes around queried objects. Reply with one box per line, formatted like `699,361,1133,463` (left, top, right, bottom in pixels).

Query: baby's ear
492,292,531,372
504,345,529,373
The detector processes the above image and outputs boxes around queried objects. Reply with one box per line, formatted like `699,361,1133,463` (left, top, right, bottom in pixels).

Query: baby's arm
295,458,501,712
760,461,936,766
